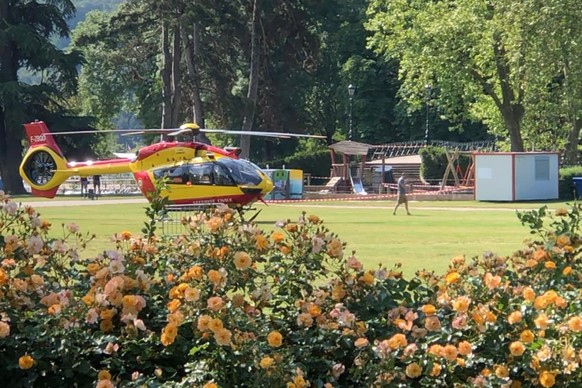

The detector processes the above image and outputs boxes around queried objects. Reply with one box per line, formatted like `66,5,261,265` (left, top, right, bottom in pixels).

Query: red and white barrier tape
264,188,471,204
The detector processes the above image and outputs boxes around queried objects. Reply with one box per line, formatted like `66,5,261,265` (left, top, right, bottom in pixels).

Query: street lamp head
425,84,431,95
348,84,356,97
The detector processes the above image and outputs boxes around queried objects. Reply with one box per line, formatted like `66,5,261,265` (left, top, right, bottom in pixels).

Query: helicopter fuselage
19,121,274,207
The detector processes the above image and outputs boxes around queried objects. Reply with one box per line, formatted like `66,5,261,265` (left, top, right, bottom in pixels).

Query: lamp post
348,84,355,140
424,84,431,145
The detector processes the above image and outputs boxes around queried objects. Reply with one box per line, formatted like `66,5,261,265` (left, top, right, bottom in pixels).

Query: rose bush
2,188,582,387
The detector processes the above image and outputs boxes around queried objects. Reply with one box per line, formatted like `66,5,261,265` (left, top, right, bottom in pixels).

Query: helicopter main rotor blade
39,129,145,136
199,129,325,139
44,126,325,139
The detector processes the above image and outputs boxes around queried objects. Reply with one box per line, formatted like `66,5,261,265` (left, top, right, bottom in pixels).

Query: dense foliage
3,190,582,386
0,0,84,194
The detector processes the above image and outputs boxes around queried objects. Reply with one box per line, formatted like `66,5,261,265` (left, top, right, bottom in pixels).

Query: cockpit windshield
215,158,263,186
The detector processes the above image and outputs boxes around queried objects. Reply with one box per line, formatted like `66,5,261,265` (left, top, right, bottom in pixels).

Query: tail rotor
19,121,70,198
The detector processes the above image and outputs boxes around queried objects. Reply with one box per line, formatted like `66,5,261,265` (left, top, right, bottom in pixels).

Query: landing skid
237,206,262,223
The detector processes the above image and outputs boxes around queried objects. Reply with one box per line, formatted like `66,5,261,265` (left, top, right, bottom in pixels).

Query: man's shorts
397,194,408,204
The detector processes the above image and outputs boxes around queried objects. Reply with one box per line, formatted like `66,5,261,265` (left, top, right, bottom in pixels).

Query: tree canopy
366,0,582,157
1,0,582,194
0,0,84,194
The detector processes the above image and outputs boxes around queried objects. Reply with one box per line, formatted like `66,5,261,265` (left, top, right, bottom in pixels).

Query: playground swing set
323,141,476,195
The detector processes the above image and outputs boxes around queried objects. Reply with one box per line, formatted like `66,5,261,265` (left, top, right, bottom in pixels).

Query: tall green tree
521,0,582,164
367,0,538,151
0,0,82,194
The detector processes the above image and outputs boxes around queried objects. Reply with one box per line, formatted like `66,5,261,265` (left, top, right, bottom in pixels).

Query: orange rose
267,331,283,347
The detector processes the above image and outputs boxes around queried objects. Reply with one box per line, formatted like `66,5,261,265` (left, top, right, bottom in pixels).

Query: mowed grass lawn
17,196,570,278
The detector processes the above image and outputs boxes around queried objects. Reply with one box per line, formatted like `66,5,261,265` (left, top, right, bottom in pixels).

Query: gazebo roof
329,140,370,156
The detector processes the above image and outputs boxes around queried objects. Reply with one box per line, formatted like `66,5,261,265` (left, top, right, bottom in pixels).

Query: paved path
16,197,554,213
18,198,148,207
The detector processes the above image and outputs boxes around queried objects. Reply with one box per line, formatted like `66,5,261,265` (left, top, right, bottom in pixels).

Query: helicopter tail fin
19,121,70,198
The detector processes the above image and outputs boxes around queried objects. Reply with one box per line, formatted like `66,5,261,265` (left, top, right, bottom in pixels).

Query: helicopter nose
261,175,274,195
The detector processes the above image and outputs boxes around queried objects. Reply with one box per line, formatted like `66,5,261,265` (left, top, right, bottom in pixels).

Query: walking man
393,173,411,215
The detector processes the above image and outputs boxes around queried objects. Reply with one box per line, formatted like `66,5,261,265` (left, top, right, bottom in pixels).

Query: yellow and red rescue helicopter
19,120,324,209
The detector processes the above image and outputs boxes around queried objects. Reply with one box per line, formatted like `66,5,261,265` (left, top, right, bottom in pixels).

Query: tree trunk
240,0,261,160
0,108,26,195
161,22,172,129
170,24,182,128
490,33,525,152
501,106,525,152
564,118,581,166
0,1,25,194
182,21,210,144
561,58,581,166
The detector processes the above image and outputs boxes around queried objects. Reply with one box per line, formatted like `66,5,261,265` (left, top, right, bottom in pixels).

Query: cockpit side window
188,164,213,185
153,166,188,184
213,163,236,186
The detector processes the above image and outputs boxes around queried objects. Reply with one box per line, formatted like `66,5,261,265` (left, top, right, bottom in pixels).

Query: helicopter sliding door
152,161,249,205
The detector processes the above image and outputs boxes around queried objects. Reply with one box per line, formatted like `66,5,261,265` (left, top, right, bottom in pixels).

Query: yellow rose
197,315,212,331
354,337,369,348
260,356,274,369
452,296,471,312
98,370,112,380
167,299,181,313
539,370,556,387
442,344,458,361
214,328,232,346
86,263,101,275
556,235,570,247
187,265,203,280
386,333,407,349
208,318,224,333
18,354,34,370
522,287,536,302
534,313,549,329
184,287,200,302
359,271,374,285
507,311,522,324
544,261,556,270
568,316,582,332
254,234,268,251
207,296,224,311
421,304,436,315
563,266,572,276
457,341,472,356
509,341,525,356
270,231,284,242
100,319,114,333
267,331,283,347
99,309,115,320
405,362,422,378
233,251,252,270
494,365,509,379
445,271,459,284
0,321,10,338
520,329,535,343
207,270,222,286
331,284,346,301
